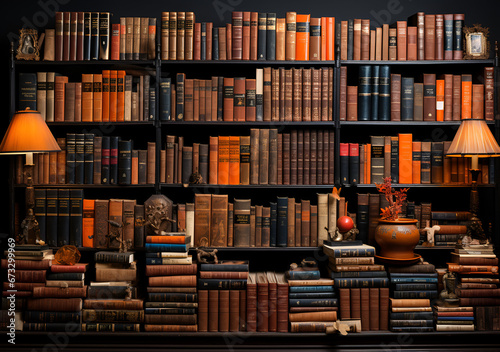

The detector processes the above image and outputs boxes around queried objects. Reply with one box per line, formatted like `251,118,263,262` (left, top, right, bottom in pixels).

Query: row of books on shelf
163,129,334,186
43,12,156,61
20,71,155,122
14,134,156,186
340,66,495,122
340,136,493,186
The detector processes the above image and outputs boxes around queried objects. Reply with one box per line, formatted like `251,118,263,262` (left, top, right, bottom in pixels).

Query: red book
194,22,201,60
232,11,243,60
242,11,251,60
111,23,120,60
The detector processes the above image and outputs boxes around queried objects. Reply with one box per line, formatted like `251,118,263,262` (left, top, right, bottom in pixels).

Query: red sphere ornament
337,216,354,233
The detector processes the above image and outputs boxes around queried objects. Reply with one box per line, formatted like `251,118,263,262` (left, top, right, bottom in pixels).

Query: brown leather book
233,77,246,121
242,12,251,60
423,73,436,121
341,20,348,61
193,22,201,60
395,21,407,61
435,14,444,60
229,290,240,332
197,290,208,332
233,199,251,247
388,27,397,61
284,69,293,121
294,202,302,247
453,14,465,60
147,142,155,184
239,135,250,185
276,17,286,60
218,28,227,60
250,129,260,184
461,74,472,120
353,19,361,60
226,23,232,60
303,131,310,185
161,12,170,60
310,18,321,61
382,24,389,60
206,22,213,61
290,130,298,185
287,197,295,246
208,290,219,332
349,288,361,319
176,12,185,60
259,129,270,185
285,12,297,60
282,133,291,185
93,199,109,249
472,84,484,119
292,68,302,121
369,29,376,61
168,12,177,60
321,68,329,121
107,199,123,249
271,68,279,121
452,75,461,120
223,77,234,121
442,74,453,121
347,86,358,121
263,67,272,121
227,202,234,246
484,67,494,120
413,82,423,121
311,68,320,121
194,193,211,247
279,67,286,121
339,66,347,121
301,200,310,247
379,287,390,330
256,272,269,332
250,12,258,60
145,263,197,276
184,12,194,60
210,194,228,247
390,74,401,121
424,14,435,60
246,273,257,331
266,272,277,332
275,273,288,332
269,129,278,185
413,12,425,60
232,11,243,60
369,287,379,330
407,26,417,60
360,287,370,331
122,199,135,247
301,68,311,121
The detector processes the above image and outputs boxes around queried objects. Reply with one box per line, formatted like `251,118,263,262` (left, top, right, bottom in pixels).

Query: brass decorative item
143,194,174,235
16,28,40,61
196,247,218,264
463,24,490,59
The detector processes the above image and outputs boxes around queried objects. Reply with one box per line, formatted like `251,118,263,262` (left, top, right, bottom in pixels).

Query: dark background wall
0,0,499,235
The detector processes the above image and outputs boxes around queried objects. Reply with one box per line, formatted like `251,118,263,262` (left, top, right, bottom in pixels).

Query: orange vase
374,219,420,259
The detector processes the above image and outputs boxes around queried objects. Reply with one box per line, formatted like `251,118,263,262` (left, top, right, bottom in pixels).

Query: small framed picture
463,24,490,60
16,28,40,61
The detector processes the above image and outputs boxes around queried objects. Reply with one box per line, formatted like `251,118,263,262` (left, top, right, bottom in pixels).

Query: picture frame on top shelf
16,28,40,61
463,24,490,60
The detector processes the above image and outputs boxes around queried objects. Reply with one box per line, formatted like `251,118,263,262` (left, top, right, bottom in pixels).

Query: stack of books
434,306,475,331
324,243,389,331
286,264,337,332
197,260,248,332
144,232,197,332
82,251,142,331
389,298,434,332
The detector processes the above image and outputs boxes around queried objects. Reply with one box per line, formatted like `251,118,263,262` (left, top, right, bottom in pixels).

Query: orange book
295,14,310,60
131,150,138,184
81,74,93,122
233,77,246,121
82,199,95,248
398,133,413,184
229,136,240,185
326,17,335,60
321,17,327,60
412,141,421,184
436,79,444,122
101,70,110,122
146,235,189,244
365,143,371,184
223,77,234,121
93,74,103,122
209,136,218,185
116,70,126,121
218,136,230,185
109,70,118,122
461,74,472,120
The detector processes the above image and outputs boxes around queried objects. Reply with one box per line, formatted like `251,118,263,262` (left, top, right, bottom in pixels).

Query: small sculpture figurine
326,225,359,242
143,195,174,235
438,272,459,307
421,221,440,247
290,259,318,271
196,247,218,264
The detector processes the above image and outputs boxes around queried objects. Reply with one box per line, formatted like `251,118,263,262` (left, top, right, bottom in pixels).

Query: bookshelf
3,4,500,350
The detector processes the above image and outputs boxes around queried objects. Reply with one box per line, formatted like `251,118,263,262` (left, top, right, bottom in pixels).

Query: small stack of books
286,263,337,332
323,243,389,331
389,298,434,332
24,262,88,332
82,251,142,331
197,260,248,332
144,232,197,332
434,306,475,331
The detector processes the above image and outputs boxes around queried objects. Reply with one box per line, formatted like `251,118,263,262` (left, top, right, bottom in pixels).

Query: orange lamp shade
446,119,500,158
0,108,61,154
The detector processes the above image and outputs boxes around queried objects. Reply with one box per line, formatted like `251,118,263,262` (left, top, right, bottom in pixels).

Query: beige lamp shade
446,119,500,158
0,108,61,154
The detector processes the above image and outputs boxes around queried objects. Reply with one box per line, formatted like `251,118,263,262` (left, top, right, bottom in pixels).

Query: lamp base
17,208,41,245
467,169,486,242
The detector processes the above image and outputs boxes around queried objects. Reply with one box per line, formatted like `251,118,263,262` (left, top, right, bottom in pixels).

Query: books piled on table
82,251,142,332
389,298,433,332
434,306,475,331
197,260,248,332
286,263,337,332
431,211,473,246
387,262,438,332
23,261,88,332
323,243,389,331
144,232,196,332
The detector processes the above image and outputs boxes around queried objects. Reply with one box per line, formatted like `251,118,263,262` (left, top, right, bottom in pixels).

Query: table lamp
0,108,61,244
446,118,500,241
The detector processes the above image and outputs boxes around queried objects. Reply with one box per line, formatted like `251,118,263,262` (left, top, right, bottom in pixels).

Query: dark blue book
149,86,156,120
74,134,85,184
144,308,196,315
390,312,433,320
431,142,444,184
371,65,380,120
34,189,47,242
288,298,338,307
347,19,354,60
217,76,224,120
358,65,371,121
393,283,437,291
349,143,359,185
391,326,434,332
257,13,267,60
118,140,132,185
286,269,320,280
390,277,438,283
200,22,207,60
109,136,119,184
390,319,434,327
45,189,58,247
24,323,82,332
198,279,247,290
378,65,391,121
69,189,83,247
266,13,276,60
212,27,219,60
159,77,171,121
444,15,454,59
393,290,438,299
276,196,288,247
329,270,387,278
176,73,185,121
390,137,399,183
84,134,94,184
389,273,438,277
334,277,389,288
288,292,336,299
289,286,335,293
199,260,249,272
145,243,190,252
401,77,414,121
18,73,37,110
147,293,197,302
269,202,277,247
101,136,110,184
66,133,76,184
83,12,92,60
453,15,464,57
25,311,81,323
90,12,100,60
437,316,474,321
56,189,70,247
46,272,84,281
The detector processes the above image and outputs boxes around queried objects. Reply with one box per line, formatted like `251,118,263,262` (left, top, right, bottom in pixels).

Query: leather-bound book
347,86,358,121
242,12,251,60
175,73,185,120
218,27,227,60
261,206,271,247
94,199,109,249
107,199,123,249
232,11,243,60
233,199,251,247
379,287,390,330
229,136,240,185
287,197,296,247
256,272,269,332
401,77,414,121
349,143,359,184
184,12,194,60
147,142,155,184
472,84,484,119
229,290,240,332
371,65,380,121
390,137,398,183
290,130,298,185
223,77,234,121
347,19,354,60
388,28,397,60
301,200,310,247
340,20,348,61
198,290,208,332
302,68,312,120
443,140,452,184
326,17,335,60
118,139,132,185
424,15,435,60
358,65,371,121
353,19,361,60
435,15,444,60
194,194,211,247
431,141,444,184
226,23,232,60
310,204,318,246
272,68,280,120
263,67,272,121
193,22,201,60
266,13,276,60
310,18,321,61
382,23,389,60
285,12,296,60
442,14,454,60
246,273,257,331
303,131,310,185
453,14,464,60
311,68,320,121
398,133,413,184
369,287,379,330
208,290,219,332
259,129,270,185
295,14,310,60
266,272,277,332
292,68,302,121
435,78,444,121
461,74,472,120
54,189,69,247
168,12,177,60
339,143,349,184
375,27,382,60
250,12,258,60
360,288,370,331
209,136,218,184
452,75,461,120
407,12,425,60
370,29,375,60
250,129,260,184
484,67,494,120
282,133,291,185
55,12,64,61
210,194,228,247
233,77,246,121
213,76,220,120
407,26,417,60
360,19,370,60
423,73,436,121
269,129,278,185
239,135,251,185
134,204,145,248
378,65,391,121
370,136,384,184
384,136,391,179
218,136,230,184
390,74,401,121
412,141,421,184
412,82,423,121
122,199,135,248
339,66,347,121
276,18,286,60
443,74,453,121
297,130,304,185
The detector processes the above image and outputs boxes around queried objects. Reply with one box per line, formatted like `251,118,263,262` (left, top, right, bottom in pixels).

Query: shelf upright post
155,34,162,195
494,41,500,248
8,42,16,238
334,43,341,186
